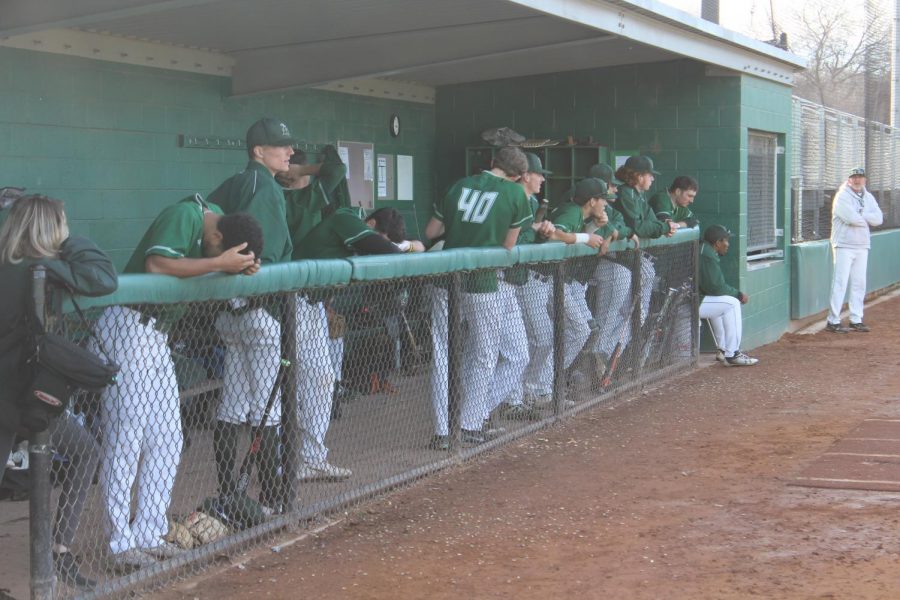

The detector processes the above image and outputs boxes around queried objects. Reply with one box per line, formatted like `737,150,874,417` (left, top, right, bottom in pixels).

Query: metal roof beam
0,0,223,37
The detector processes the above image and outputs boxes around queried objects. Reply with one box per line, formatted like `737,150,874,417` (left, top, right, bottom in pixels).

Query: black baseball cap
589,163,624,185
246,118,296,148
573,178,616,205
624,155,661,176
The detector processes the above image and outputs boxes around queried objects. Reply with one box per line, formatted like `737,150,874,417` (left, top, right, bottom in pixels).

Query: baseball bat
600,292,642,387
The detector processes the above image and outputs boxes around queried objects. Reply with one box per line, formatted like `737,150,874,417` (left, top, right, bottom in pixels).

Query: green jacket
698,242,741,300
0,236,117,434
649,191,698,228
613,186,669,239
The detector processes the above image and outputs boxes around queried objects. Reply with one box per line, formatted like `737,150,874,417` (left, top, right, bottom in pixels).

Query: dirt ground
159,297,900,600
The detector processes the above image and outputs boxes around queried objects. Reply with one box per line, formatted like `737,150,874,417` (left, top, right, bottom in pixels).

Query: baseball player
649,176,699,230
280,145,350,246
94,194,262,570
825,167,883,333
294,207,424,408
501,153,556,415
543,178,617,375
699,225,759,365
583,164,638,371
424,146,531,448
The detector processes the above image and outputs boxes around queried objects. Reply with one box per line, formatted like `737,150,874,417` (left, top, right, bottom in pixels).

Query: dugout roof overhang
0,0,806,97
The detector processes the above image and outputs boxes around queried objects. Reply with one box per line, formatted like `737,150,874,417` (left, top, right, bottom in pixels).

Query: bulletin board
337,140,375,209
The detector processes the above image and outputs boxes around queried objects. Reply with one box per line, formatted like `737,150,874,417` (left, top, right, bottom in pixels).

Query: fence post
281,293,300,513
29,266,55,600
691,240,701,364
447,272,462,447
552,261,566,414
630,249,644,354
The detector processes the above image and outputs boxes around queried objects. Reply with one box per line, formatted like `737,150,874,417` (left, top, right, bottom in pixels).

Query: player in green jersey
649,175,699,230
424,147,531,447
543,179,616,380
94,194,263,569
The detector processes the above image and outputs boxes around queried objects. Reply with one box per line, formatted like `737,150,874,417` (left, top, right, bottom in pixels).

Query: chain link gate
24,233,698,598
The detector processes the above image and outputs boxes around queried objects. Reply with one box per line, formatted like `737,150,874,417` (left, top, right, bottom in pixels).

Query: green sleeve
249,185,292,264
550,204,582,233
607,206,633,239
43,236,118,296
509,187,531,229
333,210,376,247
614,187,669,239
141,204,201,260
699,252,740,299
316,161,348,196
648,191,672,220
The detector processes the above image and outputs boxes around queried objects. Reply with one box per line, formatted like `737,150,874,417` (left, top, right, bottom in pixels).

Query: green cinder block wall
0,47,435,269
434,59,794,349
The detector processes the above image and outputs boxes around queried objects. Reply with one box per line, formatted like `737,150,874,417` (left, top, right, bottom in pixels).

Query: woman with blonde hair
0,194,117,589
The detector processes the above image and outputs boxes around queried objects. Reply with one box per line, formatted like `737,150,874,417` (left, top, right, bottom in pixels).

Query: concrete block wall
0,47,435,268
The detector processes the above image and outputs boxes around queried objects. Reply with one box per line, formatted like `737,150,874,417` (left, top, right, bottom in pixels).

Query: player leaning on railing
91,193,262,571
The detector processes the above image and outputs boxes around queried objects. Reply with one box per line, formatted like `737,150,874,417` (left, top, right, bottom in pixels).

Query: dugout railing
25,229,698,599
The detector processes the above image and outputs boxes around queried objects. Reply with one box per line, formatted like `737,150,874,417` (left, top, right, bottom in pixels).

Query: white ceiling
0,0,805,96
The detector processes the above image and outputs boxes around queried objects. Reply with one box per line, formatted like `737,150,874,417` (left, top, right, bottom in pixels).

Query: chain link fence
791,96,900,242
19,233,698,599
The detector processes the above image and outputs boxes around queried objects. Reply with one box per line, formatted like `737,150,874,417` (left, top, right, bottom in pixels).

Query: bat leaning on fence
599,292,642,388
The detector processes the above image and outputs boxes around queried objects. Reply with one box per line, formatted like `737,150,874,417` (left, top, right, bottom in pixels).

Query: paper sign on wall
397,155,413,201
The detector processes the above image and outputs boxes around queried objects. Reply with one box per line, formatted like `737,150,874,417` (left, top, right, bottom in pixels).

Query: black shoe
54,551,96,590
825,322,849,334
848,322,870,332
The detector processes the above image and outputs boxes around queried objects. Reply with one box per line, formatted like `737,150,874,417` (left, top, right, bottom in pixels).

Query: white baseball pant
293,295,336,466
562,281,592,370
828,246,869,325
328,337,344,383
429,285,450,437
592,255,653,358
215,308,282,427
486,280,530,415
517,272,553,397
699,295,743,356
93,306,182,555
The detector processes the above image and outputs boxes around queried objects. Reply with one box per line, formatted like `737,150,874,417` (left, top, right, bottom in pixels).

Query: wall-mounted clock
389,113,401,138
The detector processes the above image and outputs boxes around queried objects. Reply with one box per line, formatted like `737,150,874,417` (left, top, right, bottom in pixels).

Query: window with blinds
747,131,778,256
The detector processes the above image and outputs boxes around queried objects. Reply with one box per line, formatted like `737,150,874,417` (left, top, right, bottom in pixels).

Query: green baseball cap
525,152,552,175
246,117,297,148
589,163,624,185
624,155,661,176
573,178,616,205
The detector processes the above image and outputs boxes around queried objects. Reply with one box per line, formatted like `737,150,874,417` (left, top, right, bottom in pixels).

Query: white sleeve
863,193,884,227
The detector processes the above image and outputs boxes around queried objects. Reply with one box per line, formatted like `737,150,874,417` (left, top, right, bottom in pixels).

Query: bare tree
790,1,891,118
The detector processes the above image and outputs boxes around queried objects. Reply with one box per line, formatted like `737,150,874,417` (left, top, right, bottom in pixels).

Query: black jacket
0,236,117,435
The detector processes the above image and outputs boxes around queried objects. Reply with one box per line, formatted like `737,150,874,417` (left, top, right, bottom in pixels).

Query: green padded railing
72,228,699,307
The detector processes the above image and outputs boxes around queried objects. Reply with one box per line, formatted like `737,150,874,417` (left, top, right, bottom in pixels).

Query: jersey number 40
457,188,498,224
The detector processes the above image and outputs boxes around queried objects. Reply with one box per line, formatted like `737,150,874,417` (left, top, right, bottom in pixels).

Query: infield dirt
159,296,900,600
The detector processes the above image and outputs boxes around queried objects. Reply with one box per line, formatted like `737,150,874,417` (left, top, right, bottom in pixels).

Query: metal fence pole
630,249,643,356
29,266,54,600
281,293,300,514
691,240,701,364
552,261,566,415
447,273,463,447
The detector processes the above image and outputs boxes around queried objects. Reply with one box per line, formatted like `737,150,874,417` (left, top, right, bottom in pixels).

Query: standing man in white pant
425,147,532,448
825,167,883,333
698,225,758,366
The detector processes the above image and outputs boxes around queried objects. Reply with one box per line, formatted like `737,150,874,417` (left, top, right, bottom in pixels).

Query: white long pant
699,295,743,356
328,337,344,382
592,255,653,358
215,308,282,427
293,296,336,466
562,281,592,370
828,246,869,325
517,273,553,397
94,306,182,555
486,281,530,414
429,286,451,436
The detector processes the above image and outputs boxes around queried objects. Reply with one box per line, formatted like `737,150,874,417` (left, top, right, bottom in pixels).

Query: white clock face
390,114,400,137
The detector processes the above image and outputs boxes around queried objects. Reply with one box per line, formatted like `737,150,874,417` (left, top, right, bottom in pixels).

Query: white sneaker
528,393,553,408
298,462,352,482
724,351,759,366
143,541,182,560
111,548,157,571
